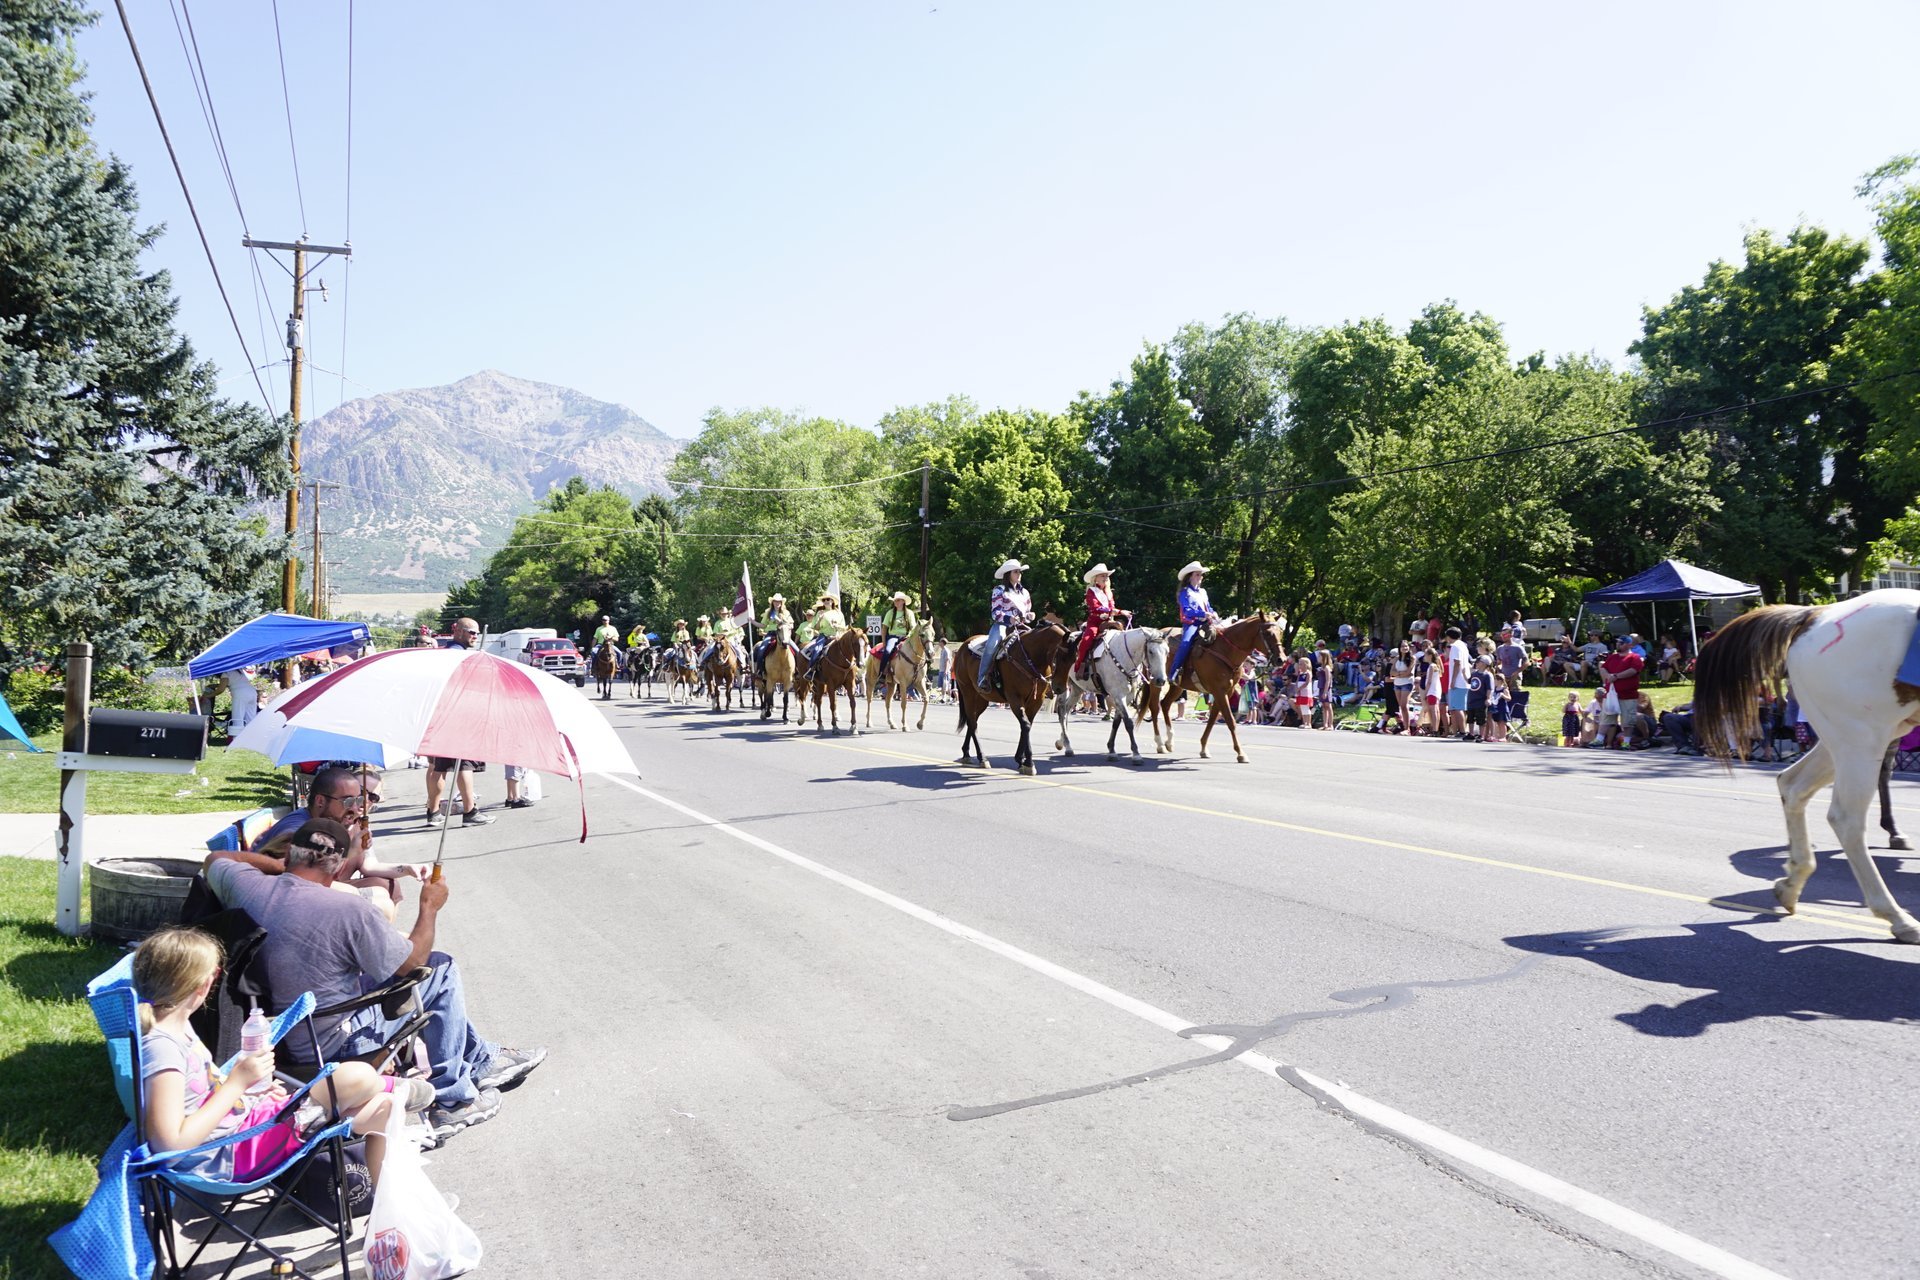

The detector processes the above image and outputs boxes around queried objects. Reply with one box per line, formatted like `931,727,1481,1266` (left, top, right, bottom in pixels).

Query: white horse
1694,588,1920,942
1052,627,1170,764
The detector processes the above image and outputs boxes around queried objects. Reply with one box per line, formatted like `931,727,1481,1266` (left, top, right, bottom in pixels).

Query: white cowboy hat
1177,561,1207,580
994,558,1029,579
696,613,710,620
770,593,785,602
890,590,909,601
1083,563,1118,584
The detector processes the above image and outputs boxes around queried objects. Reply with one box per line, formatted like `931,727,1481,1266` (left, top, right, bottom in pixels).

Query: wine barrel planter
89,858,201,943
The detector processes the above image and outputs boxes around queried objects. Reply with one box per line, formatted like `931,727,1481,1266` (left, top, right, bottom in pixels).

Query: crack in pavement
946,953,1544,1122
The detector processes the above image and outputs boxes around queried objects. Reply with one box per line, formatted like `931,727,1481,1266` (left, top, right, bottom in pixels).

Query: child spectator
1485,673,1513,743
1561,692,1582,747
1465,657,1492,742
1656,634,1683,683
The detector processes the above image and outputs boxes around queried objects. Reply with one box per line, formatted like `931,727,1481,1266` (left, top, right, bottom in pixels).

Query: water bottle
240,1003,271,1094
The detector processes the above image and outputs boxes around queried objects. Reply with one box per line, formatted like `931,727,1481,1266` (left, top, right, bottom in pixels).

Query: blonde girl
134,926,423,1186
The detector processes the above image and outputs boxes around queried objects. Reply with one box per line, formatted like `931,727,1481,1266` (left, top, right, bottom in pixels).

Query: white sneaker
425,810,445,828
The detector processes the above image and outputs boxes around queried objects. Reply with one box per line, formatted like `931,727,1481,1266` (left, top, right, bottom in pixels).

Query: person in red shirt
1073,564,1126,677
1598,635,1645,747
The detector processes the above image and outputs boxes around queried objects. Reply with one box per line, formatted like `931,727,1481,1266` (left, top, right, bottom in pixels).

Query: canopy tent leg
1650,601,1657,646
1688,600,1699,664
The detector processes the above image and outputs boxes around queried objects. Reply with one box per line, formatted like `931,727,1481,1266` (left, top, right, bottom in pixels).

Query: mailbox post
52,661,209,937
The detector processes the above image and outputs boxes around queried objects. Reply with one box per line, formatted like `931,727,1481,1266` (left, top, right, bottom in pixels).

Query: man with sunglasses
237,768,424,912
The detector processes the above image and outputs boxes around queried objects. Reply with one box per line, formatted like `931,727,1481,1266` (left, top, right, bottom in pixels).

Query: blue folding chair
50,954,362,1280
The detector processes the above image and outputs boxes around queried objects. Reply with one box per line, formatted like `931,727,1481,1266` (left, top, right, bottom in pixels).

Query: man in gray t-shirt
205,818,545,1140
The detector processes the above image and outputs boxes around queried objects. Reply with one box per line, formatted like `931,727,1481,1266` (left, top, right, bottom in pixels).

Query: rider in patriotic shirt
976,559,1032,690
1168,561,1220,682
1073,564,1125,677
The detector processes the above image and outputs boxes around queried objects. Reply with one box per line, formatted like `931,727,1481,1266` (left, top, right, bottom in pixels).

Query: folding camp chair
50,955,362,1280
1506,689,1533,744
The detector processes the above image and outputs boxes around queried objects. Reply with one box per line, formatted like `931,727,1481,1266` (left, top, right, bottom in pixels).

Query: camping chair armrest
135,1064,340,1169
313,966,429,1021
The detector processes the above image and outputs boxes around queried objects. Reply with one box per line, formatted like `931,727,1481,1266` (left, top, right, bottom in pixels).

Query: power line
268,0,308,231
110,0,275,416
667,467,924,493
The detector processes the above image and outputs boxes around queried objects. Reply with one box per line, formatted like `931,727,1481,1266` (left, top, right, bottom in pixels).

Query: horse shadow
1504,921,1920,1037
1727,843,1920,917
825,764,1001,794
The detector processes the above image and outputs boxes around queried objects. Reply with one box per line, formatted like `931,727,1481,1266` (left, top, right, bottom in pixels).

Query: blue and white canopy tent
0,690,43,751
1576,559,1763,656
186,613,370,680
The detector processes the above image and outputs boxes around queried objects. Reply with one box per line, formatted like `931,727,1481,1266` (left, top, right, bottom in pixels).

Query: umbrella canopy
228,681,409,767
187,613,371,679
1583,559,1761,603
275,648,637,779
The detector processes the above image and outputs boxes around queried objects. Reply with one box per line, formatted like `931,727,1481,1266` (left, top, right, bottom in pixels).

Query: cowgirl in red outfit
1073,563,1126,677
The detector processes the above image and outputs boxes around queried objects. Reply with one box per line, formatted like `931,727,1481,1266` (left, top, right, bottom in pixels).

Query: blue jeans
1170,624,1200,678
337,951,498,1107
977,623,1005,687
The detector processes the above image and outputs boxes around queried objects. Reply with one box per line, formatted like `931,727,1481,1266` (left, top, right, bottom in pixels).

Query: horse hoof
1019,764,1036,776
1106,752,1116,762
1893,920,1920,945
1891,834,1914,851
1772,879,1800,913
1236,754,1248,764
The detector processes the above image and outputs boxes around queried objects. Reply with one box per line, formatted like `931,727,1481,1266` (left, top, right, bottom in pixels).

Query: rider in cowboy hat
752,593,797,678
976,559,1032,691
878,590,918,673
803,592,845,676
1168,561,1220,682
1073,564,1127,678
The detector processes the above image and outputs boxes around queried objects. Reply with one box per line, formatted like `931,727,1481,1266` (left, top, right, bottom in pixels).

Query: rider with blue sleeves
1168,561,1219,682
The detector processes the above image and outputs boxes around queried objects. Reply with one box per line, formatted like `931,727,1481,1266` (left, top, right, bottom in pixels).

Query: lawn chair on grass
1506,689,1533,744
51,955,362,1280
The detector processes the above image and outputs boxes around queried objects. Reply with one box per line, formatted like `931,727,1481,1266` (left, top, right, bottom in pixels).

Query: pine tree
0,0,291,675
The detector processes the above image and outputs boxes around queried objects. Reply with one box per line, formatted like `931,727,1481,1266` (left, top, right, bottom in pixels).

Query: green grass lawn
0,733,288,815
0,857,123,1280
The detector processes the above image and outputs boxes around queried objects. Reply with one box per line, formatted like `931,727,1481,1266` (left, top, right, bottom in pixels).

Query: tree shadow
1505,921,1920,1037
3,927,118,1003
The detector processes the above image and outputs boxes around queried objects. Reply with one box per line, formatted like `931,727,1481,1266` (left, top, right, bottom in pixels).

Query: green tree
1848,156,1920,501
1632,227,1887,598
0,0,291,675
666,408,890,622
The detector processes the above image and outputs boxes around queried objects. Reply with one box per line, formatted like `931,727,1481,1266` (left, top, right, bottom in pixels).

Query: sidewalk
0,811,252,864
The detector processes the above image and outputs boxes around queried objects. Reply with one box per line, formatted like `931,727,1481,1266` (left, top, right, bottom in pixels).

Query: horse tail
1693,604,1819,760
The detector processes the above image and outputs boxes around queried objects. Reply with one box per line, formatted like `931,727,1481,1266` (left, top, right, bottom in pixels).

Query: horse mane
1692,603,1819,760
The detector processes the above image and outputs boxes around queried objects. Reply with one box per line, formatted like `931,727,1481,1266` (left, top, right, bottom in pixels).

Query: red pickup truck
521,637,586,686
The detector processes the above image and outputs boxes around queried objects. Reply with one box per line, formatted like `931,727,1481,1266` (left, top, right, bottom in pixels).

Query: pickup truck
521,637,587,686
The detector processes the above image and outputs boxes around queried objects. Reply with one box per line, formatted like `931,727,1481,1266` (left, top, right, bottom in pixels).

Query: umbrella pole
431,810,449,882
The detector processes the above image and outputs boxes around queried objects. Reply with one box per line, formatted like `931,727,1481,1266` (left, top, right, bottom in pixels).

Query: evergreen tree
0,0,290,674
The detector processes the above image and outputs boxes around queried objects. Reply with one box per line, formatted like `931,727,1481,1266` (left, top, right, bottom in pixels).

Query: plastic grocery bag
363,1099,482,1279
523,771,543,802
1601,686,1620,716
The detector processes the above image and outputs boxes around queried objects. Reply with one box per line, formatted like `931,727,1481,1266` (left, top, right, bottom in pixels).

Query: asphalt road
369,689,1920,1280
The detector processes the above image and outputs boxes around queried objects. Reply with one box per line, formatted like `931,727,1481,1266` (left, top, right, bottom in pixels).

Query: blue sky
74,0,1920,438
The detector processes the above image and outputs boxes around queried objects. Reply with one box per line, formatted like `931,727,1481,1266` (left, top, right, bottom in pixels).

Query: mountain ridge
297,370,683,593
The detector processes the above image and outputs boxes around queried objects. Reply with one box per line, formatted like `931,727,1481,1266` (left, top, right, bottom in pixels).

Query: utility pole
303,480,340,617
918,461,932,614
245,235,349,677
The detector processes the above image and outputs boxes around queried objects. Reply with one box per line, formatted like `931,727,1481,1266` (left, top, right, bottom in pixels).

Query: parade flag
731,563,755,627
823,565,841,605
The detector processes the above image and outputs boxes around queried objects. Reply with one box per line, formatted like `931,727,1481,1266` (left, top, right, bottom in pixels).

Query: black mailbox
88,709,209,762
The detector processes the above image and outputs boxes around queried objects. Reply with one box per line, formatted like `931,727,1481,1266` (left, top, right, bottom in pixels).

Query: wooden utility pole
244,236,349,675
919,461,932,613
303,480,340,617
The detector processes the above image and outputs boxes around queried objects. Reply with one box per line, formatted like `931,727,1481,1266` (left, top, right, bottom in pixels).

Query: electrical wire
111,0,275,416
268,0,308,232
667,467,925,493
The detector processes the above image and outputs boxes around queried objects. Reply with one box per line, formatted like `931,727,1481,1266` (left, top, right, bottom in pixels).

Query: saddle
965,626,1025,662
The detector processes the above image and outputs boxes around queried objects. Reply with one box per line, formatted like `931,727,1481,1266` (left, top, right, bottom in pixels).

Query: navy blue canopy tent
186,614,371,680
1577,559,1762,655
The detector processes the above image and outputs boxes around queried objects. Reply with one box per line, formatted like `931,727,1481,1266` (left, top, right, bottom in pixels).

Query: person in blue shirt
1168,561,1220,682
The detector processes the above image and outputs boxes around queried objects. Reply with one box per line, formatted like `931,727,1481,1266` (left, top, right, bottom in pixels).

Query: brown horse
951,620,1071,775
701,643,740,712
590,640,620,700
1138,612,1286,762
809,628,868,735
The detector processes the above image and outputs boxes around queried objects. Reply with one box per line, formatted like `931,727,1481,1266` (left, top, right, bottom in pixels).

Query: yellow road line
796,734,1890,938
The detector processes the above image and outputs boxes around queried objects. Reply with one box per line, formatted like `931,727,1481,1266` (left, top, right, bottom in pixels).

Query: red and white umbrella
276,648,638,841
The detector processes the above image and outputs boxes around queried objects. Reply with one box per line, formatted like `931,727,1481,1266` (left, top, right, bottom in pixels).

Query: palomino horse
700,643,740,713
760,623,800,723
952,620,1071,775
809,628,869,735
1052,626,1169,764
591,640,621,700
1693,588,1920,943
864,618,938,731
1138,612,1286,762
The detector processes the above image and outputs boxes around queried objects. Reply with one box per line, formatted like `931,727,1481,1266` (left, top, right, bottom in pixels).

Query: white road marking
595,772,1793,1280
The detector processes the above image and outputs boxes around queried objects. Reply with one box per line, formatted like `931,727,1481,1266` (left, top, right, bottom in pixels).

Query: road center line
594,770,1793,1280
799,735,1886,936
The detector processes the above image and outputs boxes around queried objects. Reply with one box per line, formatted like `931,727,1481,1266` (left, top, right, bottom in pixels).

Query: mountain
296,371,683,594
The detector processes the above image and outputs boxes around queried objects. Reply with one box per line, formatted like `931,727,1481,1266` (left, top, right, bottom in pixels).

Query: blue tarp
1583,559,1761,604
186,614,369,680
0,691,42,750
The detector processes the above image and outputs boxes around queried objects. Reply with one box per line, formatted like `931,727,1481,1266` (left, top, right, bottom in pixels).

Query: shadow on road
1729,843,1920,912
1504,920,1920,1037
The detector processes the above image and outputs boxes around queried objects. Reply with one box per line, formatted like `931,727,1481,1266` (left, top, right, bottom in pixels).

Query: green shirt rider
804,593,845,672
878,590,918,669
752,594,797,676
